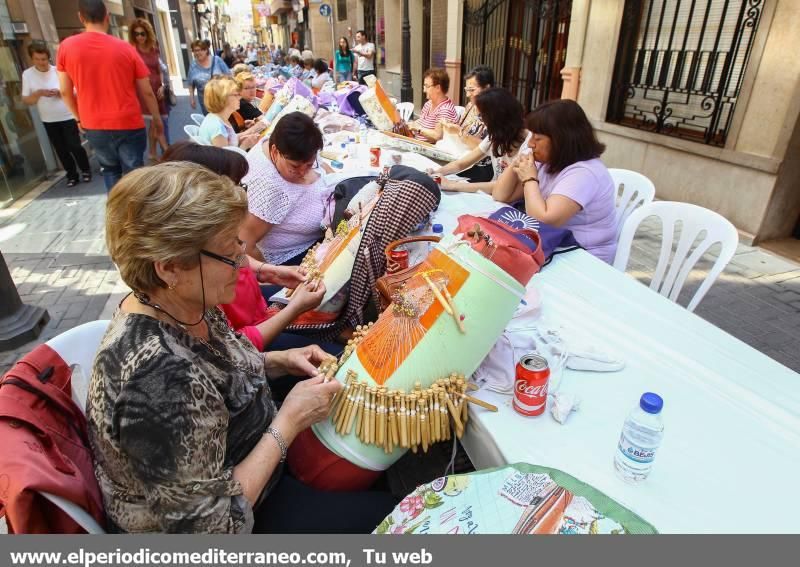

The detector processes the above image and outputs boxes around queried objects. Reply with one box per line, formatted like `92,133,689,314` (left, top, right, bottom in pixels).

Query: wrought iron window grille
607,0,764,147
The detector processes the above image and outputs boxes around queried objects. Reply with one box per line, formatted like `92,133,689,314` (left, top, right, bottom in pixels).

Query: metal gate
462,0,571,111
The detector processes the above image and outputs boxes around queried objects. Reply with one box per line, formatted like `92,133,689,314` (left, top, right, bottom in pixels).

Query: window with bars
607,0,764,146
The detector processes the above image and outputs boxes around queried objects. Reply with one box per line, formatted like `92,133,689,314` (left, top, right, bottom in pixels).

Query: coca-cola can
369,146,382,167
513,353,550,417
388,248,409,272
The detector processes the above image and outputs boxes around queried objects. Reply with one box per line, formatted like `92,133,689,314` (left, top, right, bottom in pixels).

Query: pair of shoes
81,172,92,183
66,178,79,188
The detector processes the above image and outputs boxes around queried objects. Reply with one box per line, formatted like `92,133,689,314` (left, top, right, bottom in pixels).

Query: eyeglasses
133,31,147,37
200,239,247,270
239,182,248,193
464,87,477,93
423,83,435,89
280,152,318,174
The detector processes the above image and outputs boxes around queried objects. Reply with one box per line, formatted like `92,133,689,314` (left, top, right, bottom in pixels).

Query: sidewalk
2,98,800,378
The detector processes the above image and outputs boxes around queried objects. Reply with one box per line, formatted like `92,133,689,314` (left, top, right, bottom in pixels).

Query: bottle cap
639,392,663,414
432,223,443,234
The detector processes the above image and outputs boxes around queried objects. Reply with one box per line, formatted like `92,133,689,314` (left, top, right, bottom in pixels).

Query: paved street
2,97,800,379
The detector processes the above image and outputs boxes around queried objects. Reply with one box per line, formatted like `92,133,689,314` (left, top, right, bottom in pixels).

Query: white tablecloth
460,249,800,533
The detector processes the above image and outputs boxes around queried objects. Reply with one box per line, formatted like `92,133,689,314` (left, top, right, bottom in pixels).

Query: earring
168,281,177,291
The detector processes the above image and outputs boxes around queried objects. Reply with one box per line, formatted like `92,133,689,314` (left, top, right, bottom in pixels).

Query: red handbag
454,214,545,286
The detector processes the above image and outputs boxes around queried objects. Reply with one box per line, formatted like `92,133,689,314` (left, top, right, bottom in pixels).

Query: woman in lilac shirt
492,99,618,263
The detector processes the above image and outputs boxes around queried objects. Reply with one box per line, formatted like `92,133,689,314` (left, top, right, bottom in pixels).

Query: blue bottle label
617,433,656,464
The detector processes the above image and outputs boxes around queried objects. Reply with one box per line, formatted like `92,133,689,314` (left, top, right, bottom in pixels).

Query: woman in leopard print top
89,162,395,533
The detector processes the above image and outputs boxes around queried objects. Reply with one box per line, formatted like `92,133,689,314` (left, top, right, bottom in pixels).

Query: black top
230,100,263,133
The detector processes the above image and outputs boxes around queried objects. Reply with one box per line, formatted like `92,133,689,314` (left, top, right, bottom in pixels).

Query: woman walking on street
128,18,169,161
188,39,231,115
21,42,91,187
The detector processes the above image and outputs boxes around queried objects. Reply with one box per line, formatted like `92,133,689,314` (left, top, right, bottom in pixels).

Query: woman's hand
267,345,336,378
426,167,439,175
512,153,539,184
442,122,459,135
156,86,165,101
287,280,326,314
262,264,307,287
278,375,342,436
439,177,458,191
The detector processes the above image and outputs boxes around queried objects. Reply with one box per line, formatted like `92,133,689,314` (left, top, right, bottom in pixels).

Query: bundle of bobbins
327,324,497,455
286,243,323,298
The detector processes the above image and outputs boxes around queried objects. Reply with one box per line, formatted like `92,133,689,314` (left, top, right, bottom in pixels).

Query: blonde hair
234,71,255,89
231,63,250,76
128,18,156,51
106,162,248,293
204,75,239,113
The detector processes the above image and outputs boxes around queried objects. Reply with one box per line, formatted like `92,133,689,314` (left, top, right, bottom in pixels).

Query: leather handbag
375,235,441,310
454,214,545,286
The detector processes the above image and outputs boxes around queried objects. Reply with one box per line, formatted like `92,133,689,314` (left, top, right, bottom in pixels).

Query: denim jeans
83,128,147,190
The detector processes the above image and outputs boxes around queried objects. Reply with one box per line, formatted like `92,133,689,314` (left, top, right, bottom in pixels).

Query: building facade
303,0,798,245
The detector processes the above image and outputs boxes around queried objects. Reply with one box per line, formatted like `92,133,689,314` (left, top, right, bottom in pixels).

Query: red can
369,146,382,167
513,353,550,417
431,174,442,185
388,249,409,272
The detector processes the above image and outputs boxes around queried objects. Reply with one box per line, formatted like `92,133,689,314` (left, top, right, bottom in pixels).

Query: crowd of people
18,0,623,535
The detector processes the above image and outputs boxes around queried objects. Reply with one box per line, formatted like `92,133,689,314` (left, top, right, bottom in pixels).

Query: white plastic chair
42,319,111,534
396,102,414,122
454,105,466,122
190,113,204,126
183,124,206,145
613,201,739,312
46,319,110,413
609,168,656,240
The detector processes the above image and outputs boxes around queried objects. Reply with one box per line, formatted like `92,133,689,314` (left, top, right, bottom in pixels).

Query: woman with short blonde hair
128,17,169,160
229,72,263,134
90,162,395,533
199,76,263,148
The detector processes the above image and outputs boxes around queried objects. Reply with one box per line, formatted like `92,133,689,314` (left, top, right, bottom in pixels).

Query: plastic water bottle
358,116,369,145
430,223,444,254
614,392,664,482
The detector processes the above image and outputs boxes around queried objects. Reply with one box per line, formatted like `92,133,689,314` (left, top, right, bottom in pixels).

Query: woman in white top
429,88,529,194
240,113,334,266
21,42,91,187
199,76,264,149
310,59,332,90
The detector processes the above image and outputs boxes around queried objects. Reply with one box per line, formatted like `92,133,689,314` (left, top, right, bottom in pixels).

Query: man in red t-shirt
57,0,163,190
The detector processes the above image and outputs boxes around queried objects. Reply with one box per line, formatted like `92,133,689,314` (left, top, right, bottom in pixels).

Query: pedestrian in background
334,37,355,83
57,0,161,190
351,29,375,84
22,41,91,188
128,18,169,161
188,39,231,115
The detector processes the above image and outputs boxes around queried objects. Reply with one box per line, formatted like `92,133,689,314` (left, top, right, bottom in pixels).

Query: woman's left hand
513,153,539,183
156,86,165,101
261,264,307,287
268,346,336,377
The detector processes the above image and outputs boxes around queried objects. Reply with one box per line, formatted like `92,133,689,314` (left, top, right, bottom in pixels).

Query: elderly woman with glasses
198,76,264,149
90,162,396,533
408,68,458,142
240,112,333,266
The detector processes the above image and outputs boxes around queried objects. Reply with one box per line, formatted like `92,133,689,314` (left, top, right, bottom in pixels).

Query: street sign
319,4,332,17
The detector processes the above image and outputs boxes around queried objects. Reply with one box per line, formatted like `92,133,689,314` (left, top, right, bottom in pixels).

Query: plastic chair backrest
46,320,110,414
613,201,739,312
396,102,414,122
184,124,200,139
454,105,466,122
609,168,656,240
43,319,110,534
190,113,204,126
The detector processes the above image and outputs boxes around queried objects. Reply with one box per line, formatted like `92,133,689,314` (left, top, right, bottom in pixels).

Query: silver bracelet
265,426,287,463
